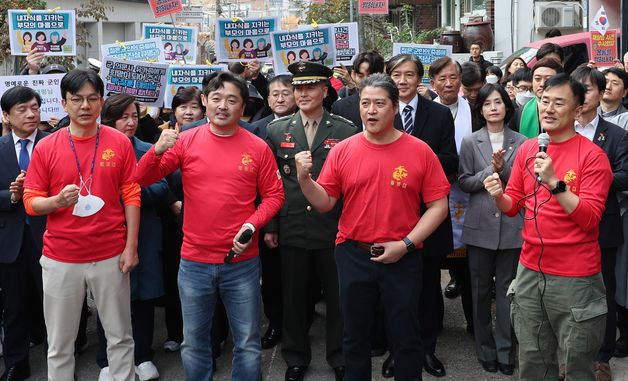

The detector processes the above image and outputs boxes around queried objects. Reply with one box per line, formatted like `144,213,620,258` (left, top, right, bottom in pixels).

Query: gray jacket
458,127,526,250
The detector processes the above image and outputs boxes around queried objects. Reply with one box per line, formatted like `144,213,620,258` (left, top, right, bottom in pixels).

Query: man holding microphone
483,74,612,380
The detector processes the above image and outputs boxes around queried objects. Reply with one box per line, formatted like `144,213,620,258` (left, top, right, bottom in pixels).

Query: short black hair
203,71,249,104
386,54,424,78
428,56,462,78
243,38,253,48
172,87,202,112
360,73,399,105
532,57,564,76
605,67,628,89
1,86,42,113
35,31,46,41
352,50,385,75
60,69,104,100
164,42,172,49
100,93,138,127
268,74,293,90
570,64,606,93
535,43,564,62
474,83,514,125
543,73,585,106
486,65,503,80
511,67,532,86
461,61,485,87
544,28,562,38
228,62,246,75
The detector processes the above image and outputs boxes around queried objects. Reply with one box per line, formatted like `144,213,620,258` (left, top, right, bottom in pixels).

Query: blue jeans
178,257,262,381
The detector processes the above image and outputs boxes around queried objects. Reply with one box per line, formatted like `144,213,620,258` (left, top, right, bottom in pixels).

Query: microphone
536,133,550,183
224,229,254,263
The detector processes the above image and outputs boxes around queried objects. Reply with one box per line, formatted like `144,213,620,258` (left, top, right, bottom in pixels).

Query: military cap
288,61,333,85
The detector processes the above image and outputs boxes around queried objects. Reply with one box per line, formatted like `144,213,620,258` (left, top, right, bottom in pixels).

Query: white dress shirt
575,115,599,142
12,129,37,164
399,95,419,127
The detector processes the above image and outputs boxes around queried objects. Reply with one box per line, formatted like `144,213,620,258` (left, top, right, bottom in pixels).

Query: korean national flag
591,5,609,36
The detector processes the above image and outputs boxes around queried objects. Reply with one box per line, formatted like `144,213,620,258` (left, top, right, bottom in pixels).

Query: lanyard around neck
68,126,100,186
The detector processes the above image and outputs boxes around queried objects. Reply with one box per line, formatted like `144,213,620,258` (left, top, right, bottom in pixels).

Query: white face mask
486,75,499,84
73,194,105,217
516,91,535,106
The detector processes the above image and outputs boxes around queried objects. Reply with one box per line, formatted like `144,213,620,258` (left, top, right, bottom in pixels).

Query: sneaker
135,361,160,381
163,340,180,352
98,367,109,381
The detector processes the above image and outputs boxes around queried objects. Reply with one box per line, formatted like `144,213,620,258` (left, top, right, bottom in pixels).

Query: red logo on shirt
390,165,408,188
239,153,255,172
564,170,577,192
99,148,117,167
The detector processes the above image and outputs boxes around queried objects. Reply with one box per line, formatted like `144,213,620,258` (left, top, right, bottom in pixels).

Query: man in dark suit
383,54,458,379
252,74,297,350
331,50,385,131
0,86,48,380
571,65,628,381
266,62,356,381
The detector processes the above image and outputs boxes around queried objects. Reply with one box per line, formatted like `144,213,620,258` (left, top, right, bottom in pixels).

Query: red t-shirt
24,127,140,263
504,134,612,276
134,124,284,264
317,133,450,245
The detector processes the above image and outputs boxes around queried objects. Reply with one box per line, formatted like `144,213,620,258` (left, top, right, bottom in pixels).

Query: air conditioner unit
535,2,582,29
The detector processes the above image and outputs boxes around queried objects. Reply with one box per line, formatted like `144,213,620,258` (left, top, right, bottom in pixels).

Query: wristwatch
551,180,567,195
402,237,416,253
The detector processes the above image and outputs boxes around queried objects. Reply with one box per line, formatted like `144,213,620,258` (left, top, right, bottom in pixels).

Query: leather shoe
480,360,497,373
1,363,31,381
444,278,460,299
332,366,345,381
285,365,307,381
615,337,628,358
424,354,446,377
261,327,281,349
381,353,394,378
498,363,514,375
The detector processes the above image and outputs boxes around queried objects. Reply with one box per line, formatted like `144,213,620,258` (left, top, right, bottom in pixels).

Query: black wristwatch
402,237,415,253
551,180,567,195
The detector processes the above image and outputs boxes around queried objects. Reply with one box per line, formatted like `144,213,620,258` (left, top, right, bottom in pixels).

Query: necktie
18,139,30,171
305,120,318,148
403,105,414,134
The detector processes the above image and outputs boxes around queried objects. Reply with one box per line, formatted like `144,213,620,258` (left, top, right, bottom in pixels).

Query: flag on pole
591,5,609,36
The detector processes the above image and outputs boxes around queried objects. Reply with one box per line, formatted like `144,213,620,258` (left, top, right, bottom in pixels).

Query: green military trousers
509,263,607,381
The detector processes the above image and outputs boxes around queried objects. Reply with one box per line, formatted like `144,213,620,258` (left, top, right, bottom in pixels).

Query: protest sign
320,22,359,65
101,57,168,107
101,37,166,63
0,74,66,121
358,0,389,15
8,9,76,56
393,43,453,84
174,6,204,24
590,29,618,66
143,24,198,63
148,0,183,18
215,17,279,62
164,65,226,108
270,27,336,74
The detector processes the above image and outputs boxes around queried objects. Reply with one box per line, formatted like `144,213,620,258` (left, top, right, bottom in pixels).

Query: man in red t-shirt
295,73,450,381
484,74,613,380
134,72,284,381
22,70,140,381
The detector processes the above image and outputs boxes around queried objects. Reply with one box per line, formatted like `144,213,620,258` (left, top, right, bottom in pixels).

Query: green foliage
305,0,351,24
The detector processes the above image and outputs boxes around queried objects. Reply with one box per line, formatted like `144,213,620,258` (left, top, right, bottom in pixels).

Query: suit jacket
331,92,362,132
394,96,458,257
265,110,356,249
458,127,526,250
250,113,276,140
0,130,48,263
593,118,628,248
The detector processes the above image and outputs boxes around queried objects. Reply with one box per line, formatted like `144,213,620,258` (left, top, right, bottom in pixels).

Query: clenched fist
483,173,504,199
55,184,80,208
295,151,313,182
155,127,179,155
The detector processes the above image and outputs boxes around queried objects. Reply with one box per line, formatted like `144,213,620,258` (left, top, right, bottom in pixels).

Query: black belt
350,240,385,257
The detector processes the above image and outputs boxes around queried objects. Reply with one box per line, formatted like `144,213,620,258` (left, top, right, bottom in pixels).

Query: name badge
280,142,296,148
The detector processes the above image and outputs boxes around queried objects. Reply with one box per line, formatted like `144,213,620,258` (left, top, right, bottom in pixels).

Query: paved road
7,271,628,380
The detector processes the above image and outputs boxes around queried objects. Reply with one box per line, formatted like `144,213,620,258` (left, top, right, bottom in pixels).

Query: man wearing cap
266,61,356,381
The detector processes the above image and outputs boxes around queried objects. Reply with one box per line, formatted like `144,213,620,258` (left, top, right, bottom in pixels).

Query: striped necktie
403,105,414,134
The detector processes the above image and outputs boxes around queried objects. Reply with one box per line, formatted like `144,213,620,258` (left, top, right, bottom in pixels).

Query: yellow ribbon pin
205,59,211,65
26,8,31,17
48,7,61,12
311,19,319,28
231,17,244,23
115,40,127,49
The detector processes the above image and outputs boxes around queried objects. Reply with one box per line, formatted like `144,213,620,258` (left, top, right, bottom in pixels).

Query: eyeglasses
515,85,532,92
68,95,101,106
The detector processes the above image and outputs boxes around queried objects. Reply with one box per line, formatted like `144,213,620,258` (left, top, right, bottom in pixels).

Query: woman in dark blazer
458,84,526,376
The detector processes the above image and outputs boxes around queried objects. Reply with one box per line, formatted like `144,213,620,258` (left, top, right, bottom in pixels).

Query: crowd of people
1,32,628,381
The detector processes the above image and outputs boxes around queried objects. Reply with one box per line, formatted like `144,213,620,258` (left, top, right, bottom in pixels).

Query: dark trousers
618,304,628,338
420,255,444,355
449,258,473,330
0,226,44,368
162,227,183,343
281,245,343,368
96,299,156,367
260,238,282,330
597,247,617,362
336,242,423,381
